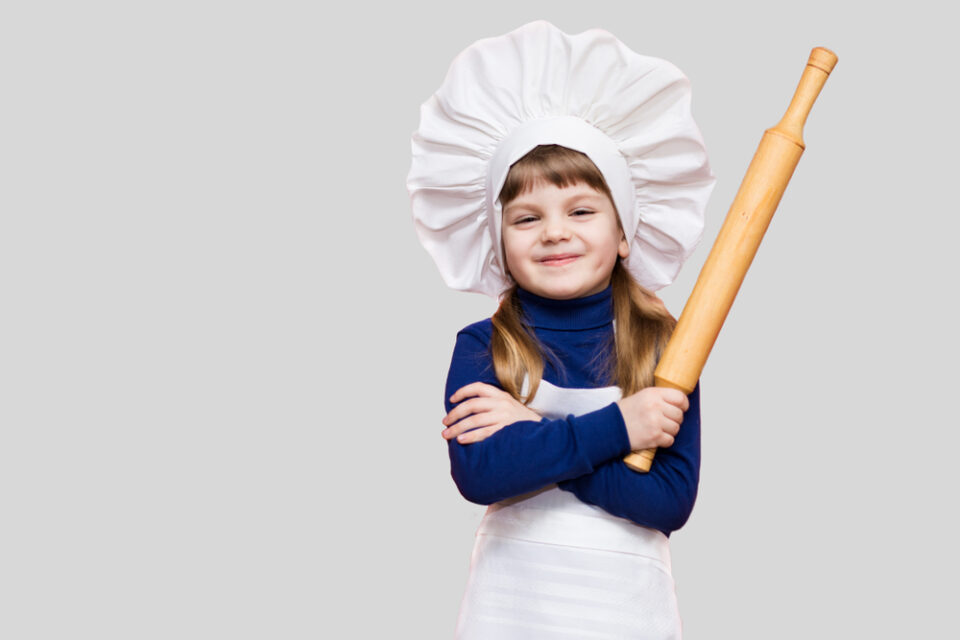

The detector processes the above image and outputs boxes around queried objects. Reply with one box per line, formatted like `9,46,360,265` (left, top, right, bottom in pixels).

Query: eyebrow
504,189,606,213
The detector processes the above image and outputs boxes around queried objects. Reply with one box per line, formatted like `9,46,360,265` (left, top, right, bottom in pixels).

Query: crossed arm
442,328,701,535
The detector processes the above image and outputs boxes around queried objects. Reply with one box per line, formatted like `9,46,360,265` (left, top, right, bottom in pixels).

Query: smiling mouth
540,254,580,266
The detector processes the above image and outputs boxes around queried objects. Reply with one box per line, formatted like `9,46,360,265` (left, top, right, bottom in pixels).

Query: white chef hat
407,20,715,298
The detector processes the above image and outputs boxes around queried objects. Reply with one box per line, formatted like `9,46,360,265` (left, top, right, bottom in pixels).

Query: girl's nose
541,217,571,243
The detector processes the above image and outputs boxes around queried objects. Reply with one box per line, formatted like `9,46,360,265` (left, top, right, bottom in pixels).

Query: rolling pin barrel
623,47,837,473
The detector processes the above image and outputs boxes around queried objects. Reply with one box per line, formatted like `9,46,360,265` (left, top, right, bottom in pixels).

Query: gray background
2,1,958,637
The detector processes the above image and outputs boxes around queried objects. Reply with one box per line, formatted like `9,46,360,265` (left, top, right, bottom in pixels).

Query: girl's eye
572,209,594,217
514,216,537,224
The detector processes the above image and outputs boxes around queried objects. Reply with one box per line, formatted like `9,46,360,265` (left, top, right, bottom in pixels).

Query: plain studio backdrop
2,1,957,638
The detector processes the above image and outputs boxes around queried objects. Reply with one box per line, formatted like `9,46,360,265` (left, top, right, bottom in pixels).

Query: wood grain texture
623,48,837,474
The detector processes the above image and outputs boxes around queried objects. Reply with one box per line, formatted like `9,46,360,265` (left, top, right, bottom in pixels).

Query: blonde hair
491,145,676,402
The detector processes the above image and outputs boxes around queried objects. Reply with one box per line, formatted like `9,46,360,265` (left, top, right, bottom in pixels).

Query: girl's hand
442,382,542,445
616,387,689,451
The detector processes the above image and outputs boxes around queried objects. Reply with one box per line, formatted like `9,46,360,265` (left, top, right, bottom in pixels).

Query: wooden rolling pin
624,47,838,472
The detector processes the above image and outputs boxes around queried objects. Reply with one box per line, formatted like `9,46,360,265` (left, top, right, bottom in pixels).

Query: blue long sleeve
441,285,702,536
557,384,701,533
443,326,631,505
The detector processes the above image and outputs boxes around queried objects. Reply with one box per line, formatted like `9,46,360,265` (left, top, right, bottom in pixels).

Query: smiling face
501,180,629,300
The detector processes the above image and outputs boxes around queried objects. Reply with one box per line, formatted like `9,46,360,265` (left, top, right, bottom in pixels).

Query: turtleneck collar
515,285,614,330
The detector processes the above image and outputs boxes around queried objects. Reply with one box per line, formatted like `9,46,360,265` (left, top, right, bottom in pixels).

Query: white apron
455,379,682,639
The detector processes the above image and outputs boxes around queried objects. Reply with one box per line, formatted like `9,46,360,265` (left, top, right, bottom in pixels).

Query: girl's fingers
441,384,540,442
449,382,504,404
442,397,495,426
663,404,684,426
663,418,680,436
442,411,500,440
661,389,689,411
442,416,475,439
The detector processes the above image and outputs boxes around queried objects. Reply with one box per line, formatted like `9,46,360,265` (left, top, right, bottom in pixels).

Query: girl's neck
516,285,613,331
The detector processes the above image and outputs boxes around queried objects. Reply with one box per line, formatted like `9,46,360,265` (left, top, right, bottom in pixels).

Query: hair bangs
498,145,614,207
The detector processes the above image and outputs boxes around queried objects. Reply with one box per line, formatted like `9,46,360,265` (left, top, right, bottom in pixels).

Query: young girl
408,22,714,639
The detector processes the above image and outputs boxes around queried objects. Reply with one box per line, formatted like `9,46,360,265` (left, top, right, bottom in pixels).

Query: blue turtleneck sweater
443,285,701,536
